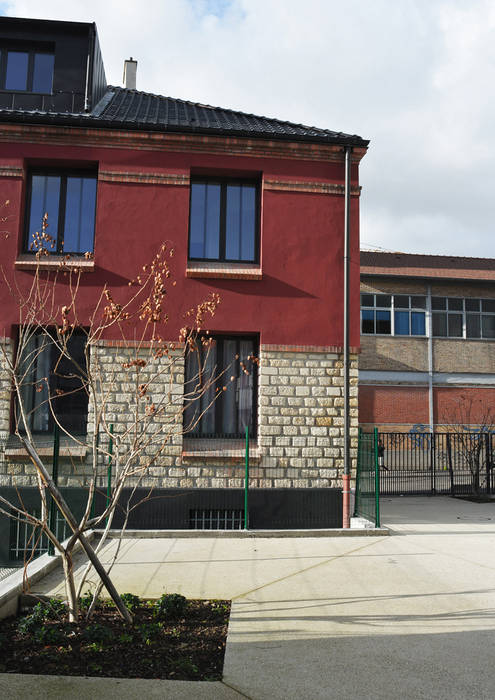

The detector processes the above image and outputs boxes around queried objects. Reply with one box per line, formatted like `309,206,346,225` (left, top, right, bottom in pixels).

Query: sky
2,0,494,258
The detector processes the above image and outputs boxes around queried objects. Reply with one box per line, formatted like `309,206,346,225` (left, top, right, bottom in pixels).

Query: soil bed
0,597,230,680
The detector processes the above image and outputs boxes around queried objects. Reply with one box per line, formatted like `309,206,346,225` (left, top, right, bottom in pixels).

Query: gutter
342,145,352,528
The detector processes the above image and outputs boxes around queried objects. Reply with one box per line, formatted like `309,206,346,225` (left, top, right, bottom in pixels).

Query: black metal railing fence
378,431,494,496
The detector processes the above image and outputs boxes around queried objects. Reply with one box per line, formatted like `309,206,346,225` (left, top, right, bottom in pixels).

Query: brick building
359,251,495,431
0,16,367,524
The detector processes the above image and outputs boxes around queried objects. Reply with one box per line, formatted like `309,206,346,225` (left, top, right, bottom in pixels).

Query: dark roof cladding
360,251,495,282
0,84,369,147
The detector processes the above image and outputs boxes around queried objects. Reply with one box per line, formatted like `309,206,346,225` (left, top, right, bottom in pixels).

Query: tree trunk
19,436,132,624
62,551,78,622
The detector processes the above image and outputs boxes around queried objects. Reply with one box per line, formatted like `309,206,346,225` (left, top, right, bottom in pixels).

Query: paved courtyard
3,495,495,699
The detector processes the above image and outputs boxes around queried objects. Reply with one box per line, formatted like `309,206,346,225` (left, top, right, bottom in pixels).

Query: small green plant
79,591,95,611
87,642,104,653
138,622,161,646
120,593,141,612
33,625,67,645
154,593,187,619
81,623,115,645
118,631,133,643
17,599,66,635
172,657,199,676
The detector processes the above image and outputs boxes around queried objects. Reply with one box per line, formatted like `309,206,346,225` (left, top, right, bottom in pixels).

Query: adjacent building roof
360,251,495,283
0,84,369,148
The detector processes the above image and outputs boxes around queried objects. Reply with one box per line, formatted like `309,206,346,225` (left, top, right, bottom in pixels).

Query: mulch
0,599,230,680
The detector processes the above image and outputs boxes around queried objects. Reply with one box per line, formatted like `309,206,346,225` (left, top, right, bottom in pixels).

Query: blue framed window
188,179,259,263
1,47,54,93
361,293,426,336
25,171,97,255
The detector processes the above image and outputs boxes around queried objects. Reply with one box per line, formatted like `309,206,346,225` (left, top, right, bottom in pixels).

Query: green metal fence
354,427,380,527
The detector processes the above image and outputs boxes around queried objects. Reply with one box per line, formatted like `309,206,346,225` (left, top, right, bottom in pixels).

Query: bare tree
0,211,225,623
442,395,495,497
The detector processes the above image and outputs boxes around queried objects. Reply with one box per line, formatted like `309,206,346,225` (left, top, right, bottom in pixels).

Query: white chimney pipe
123,58,137,90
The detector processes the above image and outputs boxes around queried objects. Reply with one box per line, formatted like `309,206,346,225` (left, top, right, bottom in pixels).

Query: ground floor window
184,335,258,438
16,328,88,434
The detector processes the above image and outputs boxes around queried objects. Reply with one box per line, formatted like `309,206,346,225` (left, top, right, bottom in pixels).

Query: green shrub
17,598,66,635
153,593,187,619
120,593,141,611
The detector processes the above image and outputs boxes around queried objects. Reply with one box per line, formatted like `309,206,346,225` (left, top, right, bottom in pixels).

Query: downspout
343,145,352,528
427,284,434,432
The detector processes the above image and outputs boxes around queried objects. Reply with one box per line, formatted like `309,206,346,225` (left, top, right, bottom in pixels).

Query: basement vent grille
189,509,244,530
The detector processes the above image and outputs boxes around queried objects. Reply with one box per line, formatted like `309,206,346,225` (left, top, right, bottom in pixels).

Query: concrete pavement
3,495,495,698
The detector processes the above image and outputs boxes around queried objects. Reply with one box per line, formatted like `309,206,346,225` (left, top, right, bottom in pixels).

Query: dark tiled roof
360,251,495,282
0,86,369,147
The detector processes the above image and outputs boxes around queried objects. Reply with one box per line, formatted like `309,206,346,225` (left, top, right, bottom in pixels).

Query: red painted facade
0,137,362,347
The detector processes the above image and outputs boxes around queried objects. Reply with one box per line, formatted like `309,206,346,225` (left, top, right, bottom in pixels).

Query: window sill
15,255,95,272
5,436,87,460
182,438,260,461
186,261,262,280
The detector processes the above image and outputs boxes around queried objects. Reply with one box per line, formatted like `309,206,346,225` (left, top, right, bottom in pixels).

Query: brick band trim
94,339,185,349
99,170,189,186
261,344,360,354
0,124,367,164
264,179,361,196
0,165,24,178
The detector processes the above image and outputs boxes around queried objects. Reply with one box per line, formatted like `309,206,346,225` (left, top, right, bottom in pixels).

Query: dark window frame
14,327,89,436
0,44,54,94
360,293,426,337
184,334,259,439
188,177,260,264
23,168,98,255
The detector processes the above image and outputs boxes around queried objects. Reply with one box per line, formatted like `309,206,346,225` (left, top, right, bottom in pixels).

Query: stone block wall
0,339,357,488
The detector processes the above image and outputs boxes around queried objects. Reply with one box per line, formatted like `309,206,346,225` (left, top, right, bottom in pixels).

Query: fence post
446,433,454,495
48,423,60,556
374,427,380,528
106,423,114,525
244,425,249,530
430,433,436,494
354,428,361,517
485,432,491,496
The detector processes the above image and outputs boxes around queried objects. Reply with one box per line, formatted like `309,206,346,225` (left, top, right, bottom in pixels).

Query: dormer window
1,46,54,93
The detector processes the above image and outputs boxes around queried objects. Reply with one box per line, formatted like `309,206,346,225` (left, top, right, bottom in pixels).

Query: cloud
2,0,494,257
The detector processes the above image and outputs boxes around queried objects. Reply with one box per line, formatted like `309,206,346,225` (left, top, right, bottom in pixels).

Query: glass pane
5,51,28,90
394,295,409,309
52,332,88,433
238,339,255,433
448,313,463,337
27,175,60,251
240,185,256,261
361,309,374,334
411,312,426,335
432,297,446,310
466,314,481,338
465,298,480,312
447,297,463,311
482,299,495,313
376,310,391,334
360,293,374,307
184,340,216,435
63,176,97,253
375,295,391,308
32,53,54,93
411,296,426,309
225,185,241,260
394,310,410,335
432,312,447,336
189,183,220,259
220,339,237,434
481,315,495,339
